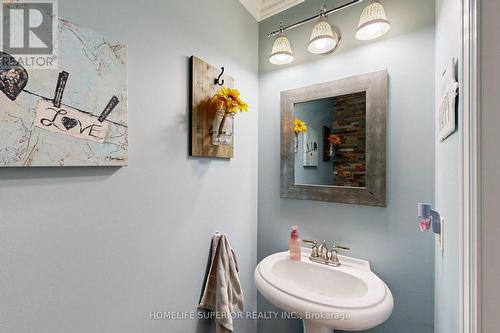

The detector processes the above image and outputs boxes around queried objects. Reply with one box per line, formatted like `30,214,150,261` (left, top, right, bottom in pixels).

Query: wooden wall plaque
190,56,234,159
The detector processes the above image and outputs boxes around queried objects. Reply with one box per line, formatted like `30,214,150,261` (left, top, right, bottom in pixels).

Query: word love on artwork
34,100,110,143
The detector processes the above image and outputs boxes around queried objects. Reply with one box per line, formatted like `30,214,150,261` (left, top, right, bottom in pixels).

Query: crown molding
239,0,305,22
239,0,262,21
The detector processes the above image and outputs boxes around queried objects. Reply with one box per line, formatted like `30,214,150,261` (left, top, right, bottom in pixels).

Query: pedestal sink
254,248,393,332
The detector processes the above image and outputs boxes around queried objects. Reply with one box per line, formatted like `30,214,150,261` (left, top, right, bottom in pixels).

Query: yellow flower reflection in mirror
294,118,308,134
328,134,341,145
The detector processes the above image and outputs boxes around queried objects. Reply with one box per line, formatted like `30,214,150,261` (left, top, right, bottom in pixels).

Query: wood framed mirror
280,70,387,206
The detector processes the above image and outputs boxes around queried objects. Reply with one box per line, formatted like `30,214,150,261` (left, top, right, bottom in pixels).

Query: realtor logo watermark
1,0,58,69
148,311,351,321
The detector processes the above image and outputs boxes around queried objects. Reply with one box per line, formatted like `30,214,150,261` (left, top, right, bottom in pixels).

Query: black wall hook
214,67,225,86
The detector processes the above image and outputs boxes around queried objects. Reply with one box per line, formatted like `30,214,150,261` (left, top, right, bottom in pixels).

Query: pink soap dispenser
289,225,302,261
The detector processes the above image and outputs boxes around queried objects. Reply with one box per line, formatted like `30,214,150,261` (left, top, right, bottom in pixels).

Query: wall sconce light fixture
266,0,392,65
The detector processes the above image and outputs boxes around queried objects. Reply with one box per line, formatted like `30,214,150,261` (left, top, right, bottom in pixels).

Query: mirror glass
294,92,366,188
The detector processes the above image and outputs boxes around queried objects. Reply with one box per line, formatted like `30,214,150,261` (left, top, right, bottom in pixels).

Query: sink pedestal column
303,320,333,333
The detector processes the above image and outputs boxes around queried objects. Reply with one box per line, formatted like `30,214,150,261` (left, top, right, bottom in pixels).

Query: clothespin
98,96,119,123
53,71,69,108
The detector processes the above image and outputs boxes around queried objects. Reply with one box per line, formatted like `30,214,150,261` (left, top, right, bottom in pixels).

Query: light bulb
366,22,383,35
270,53,294,65
314,38,328,49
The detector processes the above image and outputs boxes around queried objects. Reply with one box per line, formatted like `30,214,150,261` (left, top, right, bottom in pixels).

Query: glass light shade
308,18,340,54
269,34,294,65
355,0,391,41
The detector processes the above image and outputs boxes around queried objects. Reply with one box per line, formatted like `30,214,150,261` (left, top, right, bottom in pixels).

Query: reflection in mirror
281,70,386,206
294,92,366,188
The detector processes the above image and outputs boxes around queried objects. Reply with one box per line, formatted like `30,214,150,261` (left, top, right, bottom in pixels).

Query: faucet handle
329,244,349,267
303,239,319,257
333,244,350,251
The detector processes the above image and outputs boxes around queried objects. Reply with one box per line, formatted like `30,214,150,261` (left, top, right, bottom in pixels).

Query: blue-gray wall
257,0,436,332
0,1,259,333
434,0,460,332
295,98,335,186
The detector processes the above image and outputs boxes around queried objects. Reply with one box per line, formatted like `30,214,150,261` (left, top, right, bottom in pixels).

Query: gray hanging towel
199,233,244,333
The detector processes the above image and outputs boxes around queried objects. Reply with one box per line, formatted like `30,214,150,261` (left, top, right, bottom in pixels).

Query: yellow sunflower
294,118,308,134
214,87,249,114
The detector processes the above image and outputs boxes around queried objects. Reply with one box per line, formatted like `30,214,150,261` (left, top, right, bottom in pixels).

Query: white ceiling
239,0,305,22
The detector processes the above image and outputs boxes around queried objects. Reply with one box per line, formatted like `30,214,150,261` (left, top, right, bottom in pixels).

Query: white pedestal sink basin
255,248,393,332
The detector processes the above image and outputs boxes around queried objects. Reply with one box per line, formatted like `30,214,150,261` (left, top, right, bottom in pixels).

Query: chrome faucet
303,239,350,267
318,240,329,260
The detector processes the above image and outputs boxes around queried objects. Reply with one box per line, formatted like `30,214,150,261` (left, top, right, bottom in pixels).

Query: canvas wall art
303,127,318,167
438,57,458,142
0,18,128,166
